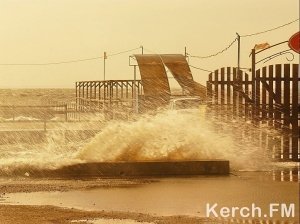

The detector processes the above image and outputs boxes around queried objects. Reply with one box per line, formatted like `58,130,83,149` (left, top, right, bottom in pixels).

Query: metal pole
104,52,107,80
141,46,144,55
134,65,138,113
236,33,241,110
236,33,240,73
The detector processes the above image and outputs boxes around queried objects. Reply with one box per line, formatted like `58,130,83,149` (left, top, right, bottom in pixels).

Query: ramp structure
134,54,171,109
160,54,206,98
76,53,206,114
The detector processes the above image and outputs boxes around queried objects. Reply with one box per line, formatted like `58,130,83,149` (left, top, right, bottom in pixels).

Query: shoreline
0,173,298,224
0,205,211,224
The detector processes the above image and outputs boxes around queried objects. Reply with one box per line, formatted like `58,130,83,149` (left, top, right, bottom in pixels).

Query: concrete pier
18,160,230,178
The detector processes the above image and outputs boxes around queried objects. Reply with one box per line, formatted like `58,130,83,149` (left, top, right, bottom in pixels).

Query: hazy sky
0,0,299,88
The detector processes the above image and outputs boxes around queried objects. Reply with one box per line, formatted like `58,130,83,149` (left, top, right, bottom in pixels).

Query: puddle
71,218,154,224
5,173,299,221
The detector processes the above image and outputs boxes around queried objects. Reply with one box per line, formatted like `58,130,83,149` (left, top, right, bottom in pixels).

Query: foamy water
0,131,83,175
77,109,273,171
0,108,277,175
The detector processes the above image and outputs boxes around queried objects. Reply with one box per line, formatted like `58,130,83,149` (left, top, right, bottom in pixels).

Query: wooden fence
75,80,143,113
207,64,299,162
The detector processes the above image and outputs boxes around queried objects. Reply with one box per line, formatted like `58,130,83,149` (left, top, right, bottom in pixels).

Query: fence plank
244,73,249,119
206,64,299,162
232,68,237,117
282,64,291,160
291,64,299,161
261,67,267,122
226,67,231,105
255,69,260,121
207,73,212,104
237,69,243,117
220,68,225,105
214,70,219,105
274,64,282,129
268,65,274,126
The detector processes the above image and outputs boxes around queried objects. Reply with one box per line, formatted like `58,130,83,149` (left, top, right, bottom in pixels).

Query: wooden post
226,67,231,119
255,69,261,121
244,73,249,119
274,64,282,129
274,64,282,160
282,64,290,160
214,70,219,105
207,73,212,104
237,69,243,117
233,68,237,117
291,64,299,161
220,68,225,117
220,68,225,105
261,67,267,122
268,65,274,126
251,49,256,120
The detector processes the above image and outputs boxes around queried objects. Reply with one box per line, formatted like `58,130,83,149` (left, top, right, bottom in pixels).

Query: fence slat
220,68,225,105
282,64,291,160
232,68,237,117
214,70,219,105
207,73,213,104
255,69,260,121
244,72,249,119
268,65,274,126
274,64,282,129
261,67,267,122
291,64,299,161
206,64,299,162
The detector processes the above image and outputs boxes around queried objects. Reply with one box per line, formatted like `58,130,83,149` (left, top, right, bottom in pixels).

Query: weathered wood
251,49,256,120
206,64,299,161
268,65,274,126
220,68,225,105
214,70,219,105
291,64,299,161
237,69,243,116
261,67,267,122
244,73,249,118
207,73,212,104
274,64,282,129
255,69,260,120
283,64,291,129
282,64,291,160
226,67,231,105
232,68,237,117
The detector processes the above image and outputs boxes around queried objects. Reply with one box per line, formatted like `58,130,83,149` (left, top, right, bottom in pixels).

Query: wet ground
0,170,299,223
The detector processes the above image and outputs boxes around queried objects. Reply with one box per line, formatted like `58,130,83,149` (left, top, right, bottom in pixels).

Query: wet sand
0,178,157,193
0,205,213,224
0,172,298,224
0,178,212,224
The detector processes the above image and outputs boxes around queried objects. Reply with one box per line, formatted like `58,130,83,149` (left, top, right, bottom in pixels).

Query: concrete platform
24,160,230,178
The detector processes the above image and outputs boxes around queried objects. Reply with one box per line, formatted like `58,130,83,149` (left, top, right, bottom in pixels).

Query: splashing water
0,108,276,175
76,109,273,171
0,130,84,175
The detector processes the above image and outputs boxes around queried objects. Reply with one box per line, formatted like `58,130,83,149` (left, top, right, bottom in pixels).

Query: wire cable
187,38,237,59
107,47,142,57
0,46,142,66
189,65,212,73
240,18,299,37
